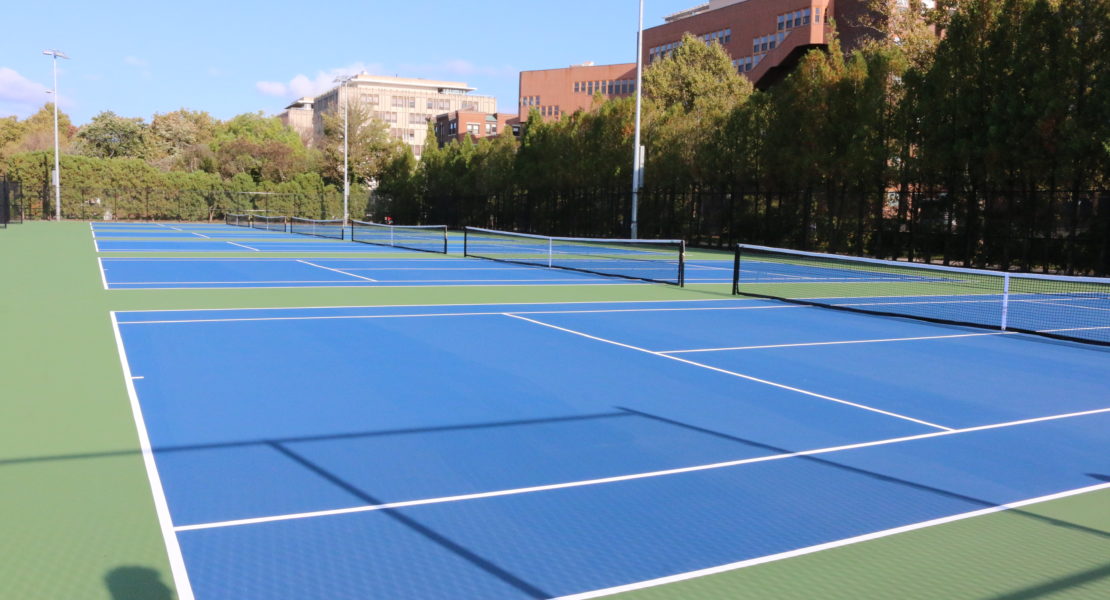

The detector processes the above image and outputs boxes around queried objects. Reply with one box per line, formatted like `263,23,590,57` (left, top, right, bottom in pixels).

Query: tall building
277,97,315,146
518,62,637,123
645,0,871,88
309,73,497,159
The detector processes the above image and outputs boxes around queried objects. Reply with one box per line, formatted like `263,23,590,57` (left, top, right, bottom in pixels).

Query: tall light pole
631,0,644,239
333,75,354,225
43,49,69,221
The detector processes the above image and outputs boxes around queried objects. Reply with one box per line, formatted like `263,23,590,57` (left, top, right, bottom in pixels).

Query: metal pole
43,50,69,220
342,80,350,226
631,0,644,239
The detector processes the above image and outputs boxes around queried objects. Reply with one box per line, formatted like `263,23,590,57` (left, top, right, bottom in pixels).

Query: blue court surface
99,257,736,289
112,298,1110,599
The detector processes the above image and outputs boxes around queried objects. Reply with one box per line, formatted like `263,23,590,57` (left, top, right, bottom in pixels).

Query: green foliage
76,111,152,160
208,112,312,183
319,100,400,188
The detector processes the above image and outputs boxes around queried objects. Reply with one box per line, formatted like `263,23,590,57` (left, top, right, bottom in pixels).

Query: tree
320,100,405,187
643,33,755,187
208,112,312,183
76,111,152,159
149,109,217,168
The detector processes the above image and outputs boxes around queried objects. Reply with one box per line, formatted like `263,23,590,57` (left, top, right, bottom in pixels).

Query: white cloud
255,62,383,99
401,59,518,80
255,80,288,97
0,67,50,118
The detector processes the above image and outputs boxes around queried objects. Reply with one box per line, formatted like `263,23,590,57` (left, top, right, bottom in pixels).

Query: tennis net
226,213,250,227
464,227,685,286
732,243,1110,346
290,217,345,240
251,215,287,233
350,220,448,254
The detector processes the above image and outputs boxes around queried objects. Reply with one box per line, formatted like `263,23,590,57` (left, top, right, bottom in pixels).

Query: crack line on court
503,313,956,431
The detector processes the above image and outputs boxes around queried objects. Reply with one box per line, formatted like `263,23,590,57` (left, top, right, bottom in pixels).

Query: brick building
645,0,872,88
433,111,519,146
518,62,637,123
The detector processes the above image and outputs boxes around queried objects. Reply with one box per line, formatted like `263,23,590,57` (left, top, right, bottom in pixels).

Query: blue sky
1,0,695,125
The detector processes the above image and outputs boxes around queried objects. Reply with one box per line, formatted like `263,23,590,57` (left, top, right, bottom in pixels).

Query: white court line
105,282,648,291
504,314,954,431
226,242,259,251
97,257,109,290
110,313,195,599
119,305,803,326
109,277,639,285
295,259,378,282
660,332,1014,354
173,407,1110,533
1023,298,1110,313
1040,325,1110,333
117,297,763,314
190,232,211,239
555,481,1110,600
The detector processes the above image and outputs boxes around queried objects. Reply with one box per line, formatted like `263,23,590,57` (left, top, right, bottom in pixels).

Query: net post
1000,273,1011,331
463,227,469,257
548,238,553,268
442,227,448,254
678,241,686,287
732,244,741,295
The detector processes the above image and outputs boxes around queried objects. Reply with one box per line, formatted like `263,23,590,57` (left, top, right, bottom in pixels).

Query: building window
427,98,450,111
449,121,457,134
467,123,479,135
486,123,496,134
803,8,811,25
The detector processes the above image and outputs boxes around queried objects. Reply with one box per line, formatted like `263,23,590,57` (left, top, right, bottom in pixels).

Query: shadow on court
104,566,174,600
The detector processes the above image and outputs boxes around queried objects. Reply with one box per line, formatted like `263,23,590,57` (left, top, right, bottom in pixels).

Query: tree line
2,0,1107,272
0,98,407,221
379,0,1110,274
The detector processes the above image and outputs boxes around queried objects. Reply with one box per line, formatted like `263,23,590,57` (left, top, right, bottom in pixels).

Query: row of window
777,7,820,31
648,40,682,63
754,31,788,55
574,79,635,96
437,122,500,136
389,128,417,141
731,54,765,73
521,95,541,107
374,111,398,123
699,28,732,45
538,105,561,118
348,93,477,114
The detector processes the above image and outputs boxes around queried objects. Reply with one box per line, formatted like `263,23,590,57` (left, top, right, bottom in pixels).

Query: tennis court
113,298,1109,599
91,222,737,287
4,221,1108,600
